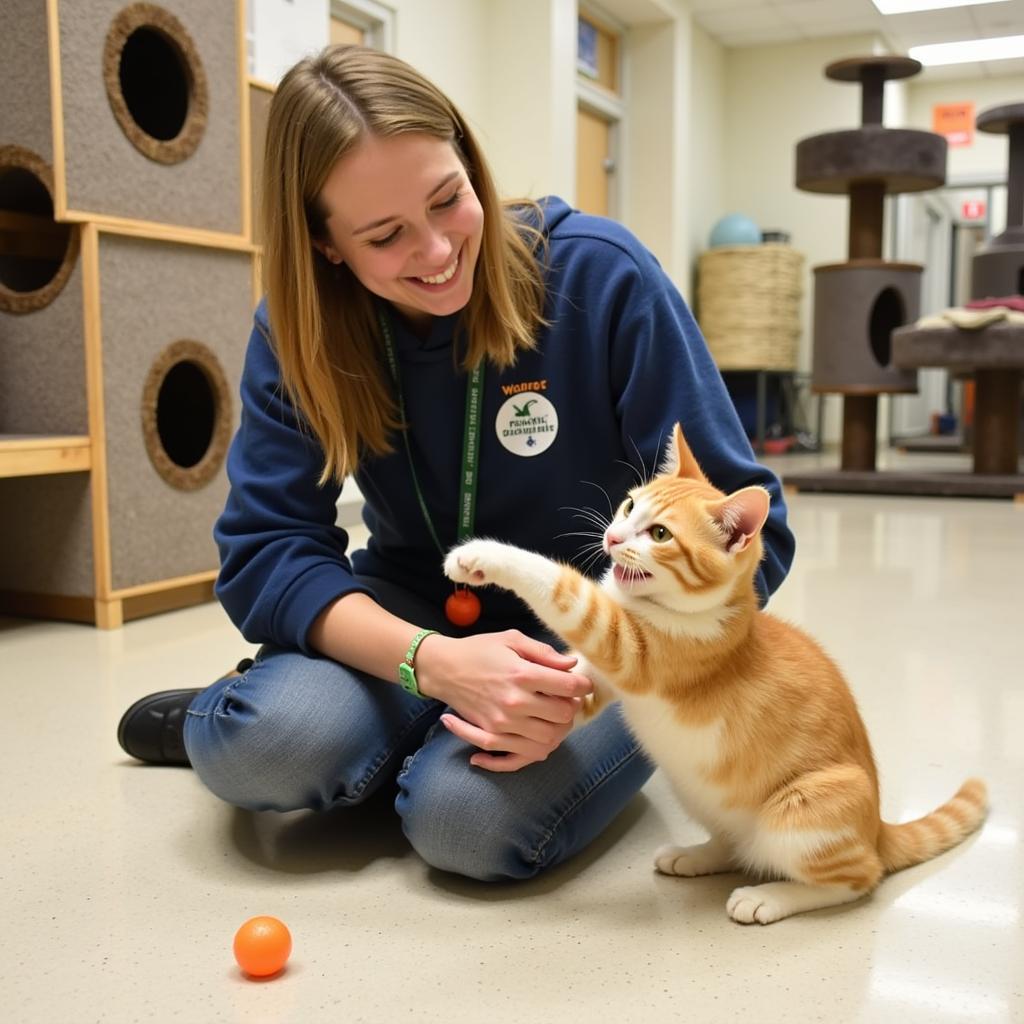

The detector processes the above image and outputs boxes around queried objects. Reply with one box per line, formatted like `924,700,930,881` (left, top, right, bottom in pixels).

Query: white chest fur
618,693,755,841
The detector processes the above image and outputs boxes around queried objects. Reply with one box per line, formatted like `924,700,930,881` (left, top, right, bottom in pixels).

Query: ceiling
688,0,1024,80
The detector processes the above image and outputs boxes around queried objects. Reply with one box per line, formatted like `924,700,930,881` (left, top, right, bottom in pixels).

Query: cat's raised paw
443,540,506,586
726,886,786,925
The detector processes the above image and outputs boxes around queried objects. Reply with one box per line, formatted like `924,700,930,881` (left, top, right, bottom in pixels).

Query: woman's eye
650,524,672,542
368,228,401,249
435,189,462,210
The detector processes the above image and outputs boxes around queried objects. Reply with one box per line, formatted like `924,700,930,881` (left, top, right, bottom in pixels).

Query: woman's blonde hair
261,44,547,484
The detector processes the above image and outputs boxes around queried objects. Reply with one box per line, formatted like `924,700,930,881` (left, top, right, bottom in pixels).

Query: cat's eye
621,497,634,516
650,524,673,543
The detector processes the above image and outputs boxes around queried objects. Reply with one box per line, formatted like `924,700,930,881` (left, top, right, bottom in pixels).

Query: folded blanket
915,305,1024,330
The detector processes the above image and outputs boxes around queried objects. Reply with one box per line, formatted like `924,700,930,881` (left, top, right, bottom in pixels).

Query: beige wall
688,22,728,299
390,0,490,134
472,0,577,202
907,75,1024,183
625,15,692,291
722,34,884,371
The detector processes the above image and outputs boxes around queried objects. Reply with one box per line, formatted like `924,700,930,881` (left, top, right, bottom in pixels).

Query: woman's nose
417,228,453,267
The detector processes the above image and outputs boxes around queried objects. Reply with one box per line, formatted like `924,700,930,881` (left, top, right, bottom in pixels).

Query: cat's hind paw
444,539,508,587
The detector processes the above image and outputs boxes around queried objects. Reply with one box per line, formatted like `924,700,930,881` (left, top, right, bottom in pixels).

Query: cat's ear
708,486,771,554
660,422,709,483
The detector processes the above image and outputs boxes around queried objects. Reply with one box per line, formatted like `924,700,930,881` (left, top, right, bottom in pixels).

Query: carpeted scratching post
0,0,259,626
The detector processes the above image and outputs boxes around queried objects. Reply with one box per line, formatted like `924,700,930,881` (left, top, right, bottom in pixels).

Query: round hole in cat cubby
0,146,79,314
142,341,232,491
868,286,904,368
103,4,208,165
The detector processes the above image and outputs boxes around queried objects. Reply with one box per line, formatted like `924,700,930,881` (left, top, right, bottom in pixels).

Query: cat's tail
878,777,989,873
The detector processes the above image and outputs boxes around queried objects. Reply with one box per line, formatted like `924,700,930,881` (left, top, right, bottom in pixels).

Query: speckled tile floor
3,457,1022,1023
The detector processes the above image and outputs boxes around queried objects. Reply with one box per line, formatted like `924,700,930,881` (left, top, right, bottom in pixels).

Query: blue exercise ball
709,213,761,248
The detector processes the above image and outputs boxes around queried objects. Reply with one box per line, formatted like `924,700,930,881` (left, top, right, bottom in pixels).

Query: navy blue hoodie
215,198,795,651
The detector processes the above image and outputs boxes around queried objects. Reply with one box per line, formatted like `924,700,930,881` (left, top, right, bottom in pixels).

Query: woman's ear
312,239,343,265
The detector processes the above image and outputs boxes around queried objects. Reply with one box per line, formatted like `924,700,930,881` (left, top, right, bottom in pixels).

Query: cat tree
784,55,947,495
891,102,1024,498
0,0,263,626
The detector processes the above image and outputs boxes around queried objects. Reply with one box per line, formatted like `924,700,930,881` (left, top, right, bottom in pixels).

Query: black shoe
117,659,255,766
117,689,200,766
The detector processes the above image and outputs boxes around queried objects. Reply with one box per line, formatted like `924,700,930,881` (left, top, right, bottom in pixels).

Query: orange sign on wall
933,102,975,147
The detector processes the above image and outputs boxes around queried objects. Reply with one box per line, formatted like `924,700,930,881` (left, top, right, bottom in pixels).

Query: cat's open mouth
612,563,653,586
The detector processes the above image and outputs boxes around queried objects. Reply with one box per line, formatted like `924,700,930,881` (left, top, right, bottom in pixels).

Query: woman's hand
414,630,592,772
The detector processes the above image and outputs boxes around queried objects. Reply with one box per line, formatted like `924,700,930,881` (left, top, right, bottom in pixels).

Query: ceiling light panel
910,33,1024,64
873,0,1010,13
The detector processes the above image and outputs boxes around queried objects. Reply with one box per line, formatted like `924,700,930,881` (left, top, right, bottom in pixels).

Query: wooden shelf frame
0,435,91,478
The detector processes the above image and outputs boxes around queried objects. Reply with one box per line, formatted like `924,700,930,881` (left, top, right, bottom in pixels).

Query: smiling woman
312,134,484,330
117,43,795,886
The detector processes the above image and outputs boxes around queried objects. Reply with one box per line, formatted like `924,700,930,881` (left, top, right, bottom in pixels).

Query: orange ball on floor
233,916,292,978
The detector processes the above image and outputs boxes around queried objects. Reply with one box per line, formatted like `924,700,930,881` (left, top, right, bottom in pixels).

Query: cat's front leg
655,836,735,877
445,539,560,598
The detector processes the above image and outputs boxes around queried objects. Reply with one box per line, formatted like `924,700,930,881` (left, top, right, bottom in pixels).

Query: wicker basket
697,244,804,371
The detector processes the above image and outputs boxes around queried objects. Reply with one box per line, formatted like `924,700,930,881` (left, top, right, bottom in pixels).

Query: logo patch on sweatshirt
495,393,558,456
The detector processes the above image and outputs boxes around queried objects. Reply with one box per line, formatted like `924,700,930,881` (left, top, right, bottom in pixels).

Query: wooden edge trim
0,576,216,627
45,0,68,218
0,440,91,479
80,224,113,601
60,211,256,251
120,578,216,622
110,569,217,600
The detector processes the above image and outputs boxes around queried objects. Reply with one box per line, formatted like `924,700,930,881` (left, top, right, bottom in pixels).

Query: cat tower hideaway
783,56,959,497
0,0,272,626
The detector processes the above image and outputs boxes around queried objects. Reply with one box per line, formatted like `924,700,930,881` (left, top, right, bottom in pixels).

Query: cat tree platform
786,323,1024,502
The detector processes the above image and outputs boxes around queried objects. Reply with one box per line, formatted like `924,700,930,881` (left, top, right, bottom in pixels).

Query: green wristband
398,628,438,699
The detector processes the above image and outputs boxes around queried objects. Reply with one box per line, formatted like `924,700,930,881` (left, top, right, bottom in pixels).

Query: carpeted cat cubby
0,0,245,237
0,146,86,433
0,227,252,626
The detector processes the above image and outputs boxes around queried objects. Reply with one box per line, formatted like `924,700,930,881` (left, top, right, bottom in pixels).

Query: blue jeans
183,577,654,882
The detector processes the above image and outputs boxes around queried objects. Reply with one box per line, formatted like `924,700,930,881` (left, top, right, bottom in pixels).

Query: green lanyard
377,309,484,557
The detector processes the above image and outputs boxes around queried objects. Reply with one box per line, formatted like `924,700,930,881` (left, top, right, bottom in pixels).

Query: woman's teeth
417,254,459,285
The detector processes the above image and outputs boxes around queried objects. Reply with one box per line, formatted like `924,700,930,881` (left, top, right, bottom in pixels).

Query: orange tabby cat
444,423,987,924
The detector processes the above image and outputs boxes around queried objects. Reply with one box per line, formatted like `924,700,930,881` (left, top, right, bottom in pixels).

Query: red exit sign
962,199,986,221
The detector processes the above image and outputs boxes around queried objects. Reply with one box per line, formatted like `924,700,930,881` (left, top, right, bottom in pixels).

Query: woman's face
316,132,484,327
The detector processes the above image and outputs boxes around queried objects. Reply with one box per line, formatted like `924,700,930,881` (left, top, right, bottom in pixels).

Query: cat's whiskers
577,546,609,577
560,504,611,532
615,458,644,488
580,479,616,519
628,435,653,485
